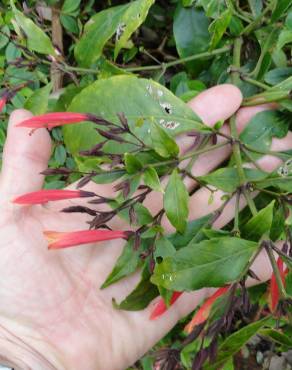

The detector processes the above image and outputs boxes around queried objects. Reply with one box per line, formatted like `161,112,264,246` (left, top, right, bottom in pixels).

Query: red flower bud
12,189,95,205
150,291,183,320
269,257,288,312
184,286,229,334
0,96,7,113
44,229,128,249
16,112,89,129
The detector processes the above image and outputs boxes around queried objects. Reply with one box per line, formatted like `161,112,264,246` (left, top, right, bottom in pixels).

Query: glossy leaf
168,214,212,249
24,83,52,115
143,167,164,193
198,168,267,193
0,25,10,49
154,236,176,260
255,172,292,192
260,328,292,347
241,201,275,241
240,110,288,160
150,121,179,158
264,67,292,85
54,145,67,166
124,153,143,174
62,0,81,14
205,316,271,370
208,9,232,50
101,239,141,288
151,237,258,291
13,9,55,55
92,170,126,184
271,0,292,22
248,0,263,17
173,5,210,72
64,76,205,163
75,0,154,66
113,265,159,310
164,169,189,233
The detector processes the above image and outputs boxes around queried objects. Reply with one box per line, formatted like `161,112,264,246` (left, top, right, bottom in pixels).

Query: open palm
0,85,283,370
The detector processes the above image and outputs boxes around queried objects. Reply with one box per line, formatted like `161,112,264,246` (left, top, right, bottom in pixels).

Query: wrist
0,316,66,370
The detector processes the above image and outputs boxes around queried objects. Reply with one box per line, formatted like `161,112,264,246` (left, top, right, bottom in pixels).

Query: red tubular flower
0,96,7,113
184,286,229,334
16,112,90,129
12,189,95,205
44,229,128,249
269,257,288,311
150,291,183,320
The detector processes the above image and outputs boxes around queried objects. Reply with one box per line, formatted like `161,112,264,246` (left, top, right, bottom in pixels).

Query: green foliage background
1,0,292,369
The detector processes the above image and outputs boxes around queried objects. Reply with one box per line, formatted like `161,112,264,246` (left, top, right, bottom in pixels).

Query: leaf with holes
74,0,154,66
63,76,206,166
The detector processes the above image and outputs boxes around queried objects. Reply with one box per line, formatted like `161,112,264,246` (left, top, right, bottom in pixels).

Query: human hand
0,84,289,370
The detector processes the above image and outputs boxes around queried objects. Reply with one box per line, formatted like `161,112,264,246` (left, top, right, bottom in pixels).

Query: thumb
0,109,52,200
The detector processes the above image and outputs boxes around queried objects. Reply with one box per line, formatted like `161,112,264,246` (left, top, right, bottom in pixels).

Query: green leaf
60,15,79,34
74,0,154,66
204,316,271,370
286,271,292,295
271,0,292,22
5,42,21,62
198,0,226,18
150,121,179,158
0,25,10,49
270,75,292,91
54,145,67,166
113,0,154,60
134,203,153,225
260,328,292,347
208,9,232,50
173,4,210,72
164,169,189,233
248,0,263,17
118,202,153,226
124,153,143,174
101,239,141,288
154,236,176,260
277,29,292,50
90,169,125,184
182,0,196,6
24,83,52,115
113,265,159,310
286,10,292,29
265,67,292,85
229,16,244,36
241,201,275,241
168,214,212,249
151,237,258,291
255,172,292,192
198,168,267,193
143,167,164,193
63,76,205,166
270,205,285,241
62,0,81,14
13,10,55,55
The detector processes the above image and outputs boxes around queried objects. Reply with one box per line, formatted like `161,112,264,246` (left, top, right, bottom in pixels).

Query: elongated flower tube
0,96,7,113
150,291,183,320
184,286,229,334
44,229,129,249
12,189,95,205
16,112,90,129
269,257,288,311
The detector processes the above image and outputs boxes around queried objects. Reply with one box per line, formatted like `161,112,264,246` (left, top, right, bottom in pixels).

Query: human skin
0,84,289,370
